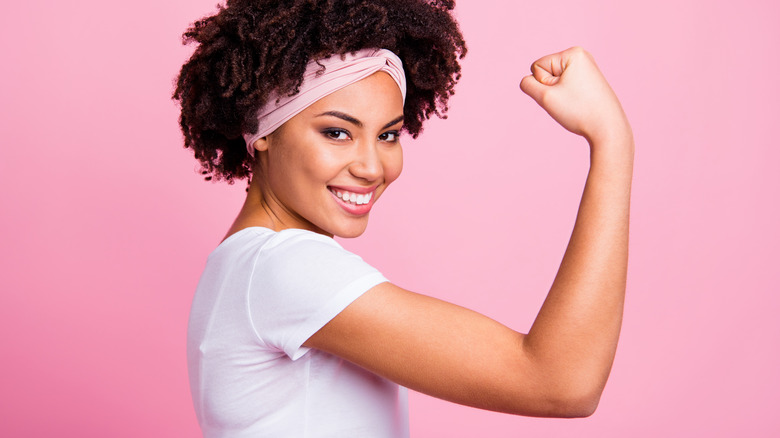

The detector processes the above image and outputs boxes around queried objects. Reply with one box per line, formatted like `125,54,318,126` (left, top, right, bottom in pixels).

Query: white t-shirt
187,227,409,438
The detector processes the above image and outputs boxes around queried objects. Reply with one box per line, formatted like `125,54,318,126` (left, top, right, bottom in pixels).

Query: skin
226,71,404,239
231,47,634,418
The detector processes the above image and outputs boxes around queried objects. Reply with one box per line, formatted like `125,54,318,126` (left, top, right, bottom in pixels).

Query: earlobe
253,137,269,152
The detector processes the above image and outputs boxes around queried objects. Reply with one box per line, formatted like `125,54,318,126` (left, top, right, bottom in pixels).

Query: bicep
303,282,559,416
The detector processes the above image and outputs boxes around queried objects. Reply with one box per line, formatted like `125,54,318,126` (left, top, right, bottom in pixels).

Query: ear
252,137,269,152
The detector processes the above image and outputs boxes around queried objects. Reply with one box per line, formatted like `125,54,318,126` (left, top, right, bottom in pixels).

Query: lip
327,184,378,194
328,185,378,216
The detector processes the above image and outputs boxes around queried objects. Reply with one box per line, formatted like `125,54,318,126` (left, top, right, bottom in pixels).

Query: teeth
330,188,373,205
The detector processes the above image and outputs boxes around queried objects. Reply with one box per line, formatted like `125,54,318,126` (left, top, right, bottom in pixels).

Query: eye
322,129,351,141
379,131,400,143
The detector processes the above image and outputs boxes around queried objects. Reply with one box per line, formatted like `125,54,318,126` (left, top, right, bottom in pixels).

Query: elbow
526,359,610,417
547,384,604,418
520,385,603,418
553,392,601,418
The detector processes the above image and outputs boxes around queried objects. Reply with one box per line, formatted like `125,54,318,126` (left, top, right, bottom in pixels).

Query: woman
175,0,634,436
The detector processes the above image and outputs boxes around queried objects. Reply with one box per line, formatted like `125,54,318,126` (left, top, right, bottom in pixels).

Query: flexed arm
519,46,634,413
305,47,634,418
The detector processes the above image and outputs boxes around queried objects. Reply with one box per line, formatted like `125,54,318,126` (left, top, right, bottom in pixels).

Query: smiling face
251,72,404,238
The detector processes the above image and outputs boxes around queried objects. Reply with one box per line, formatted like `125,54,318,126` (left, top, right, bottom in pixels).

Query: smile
328,187,374,205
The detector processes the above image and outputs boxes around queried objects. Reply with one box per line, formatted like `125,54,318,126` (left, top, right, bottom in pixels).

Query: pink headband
244,48,407,156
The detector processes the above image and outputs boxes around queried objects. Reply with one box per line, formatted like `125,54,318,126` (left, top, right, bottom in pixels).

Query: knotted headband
244,48,407,156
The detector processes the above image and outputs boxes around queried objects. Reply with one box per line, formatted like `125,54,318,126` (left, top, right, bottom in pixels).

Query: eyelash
322,129,351,141
379,131,400,143
321,129,400,143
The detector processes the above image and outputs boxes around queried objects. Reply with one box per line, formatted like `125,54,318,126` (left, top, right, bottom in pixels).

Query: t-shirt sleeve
247,230,387,360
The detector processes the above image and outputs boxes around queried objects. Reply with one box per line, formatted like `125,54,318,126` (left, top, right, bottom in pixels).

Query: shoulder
264,228,346,256
248,228,363,271
209,227,344,264
258,229,382,289
242,229,387,358
212,227,382,290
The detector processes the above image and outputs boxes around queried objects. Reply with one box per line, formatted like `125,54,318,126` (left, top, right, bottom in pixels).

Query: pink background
2,0,778,436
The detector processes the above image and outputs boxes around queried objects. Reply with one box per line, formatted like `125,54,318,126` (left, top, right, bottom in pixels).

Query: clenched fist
520,47,632,148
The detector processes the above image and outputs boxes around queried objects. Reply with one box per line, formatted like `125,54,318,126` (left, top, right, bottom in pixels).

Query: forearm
523,130,634,409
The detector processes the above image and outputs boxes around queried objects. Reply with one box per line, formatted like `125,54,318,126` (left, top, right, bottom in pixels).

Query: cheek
383,147,404,185
264,148,293,188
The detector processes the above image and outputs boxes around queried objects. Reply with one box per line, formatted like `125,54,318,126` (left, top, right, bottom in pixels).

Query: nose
349,140,383,182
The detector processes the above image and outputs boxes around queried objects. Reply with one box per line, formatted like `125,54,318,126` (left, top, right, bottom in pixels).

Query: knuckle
568,46,592,60
539,90,553,107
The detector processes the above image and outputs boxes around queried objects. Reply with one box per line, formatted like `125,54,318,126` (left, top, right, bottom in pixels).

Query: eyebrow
315,111,404,130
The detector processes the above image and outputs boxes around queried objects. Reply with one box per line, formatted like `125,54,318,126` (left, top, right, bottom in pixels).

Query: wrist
586,110,632,143
588,128,634,174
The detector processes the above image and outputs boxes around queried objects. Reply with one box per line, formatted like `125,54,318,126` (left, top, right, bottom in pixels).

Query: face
253,72,404,238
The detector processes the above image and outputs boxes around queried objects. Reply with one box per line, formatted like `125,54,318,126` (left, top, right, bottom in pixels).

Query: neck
224,172,325,241
220,174,269,239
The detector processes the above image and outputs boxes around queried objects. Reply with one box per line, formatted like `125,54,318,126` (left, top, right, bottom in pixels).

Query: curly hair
173,0,467,183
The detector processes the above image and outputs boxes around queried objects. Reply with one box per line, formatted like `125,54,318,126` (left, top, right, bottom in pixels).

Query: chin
330,220,369,239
